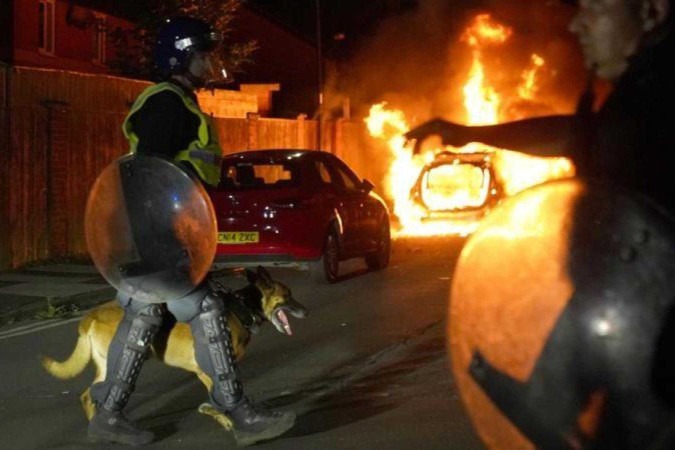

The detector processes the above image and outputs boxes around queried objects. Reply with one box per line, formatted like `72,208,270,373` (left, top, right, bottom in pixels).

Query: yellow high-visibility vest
123,82,221,186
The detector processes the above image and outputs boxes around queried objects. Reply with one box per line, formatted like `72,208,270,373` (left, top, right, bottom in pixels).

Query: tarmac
0,262,115,325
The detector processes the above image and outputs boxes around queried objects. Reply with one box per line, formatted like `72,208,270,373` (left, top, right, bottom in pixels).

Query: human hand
403,118,465,153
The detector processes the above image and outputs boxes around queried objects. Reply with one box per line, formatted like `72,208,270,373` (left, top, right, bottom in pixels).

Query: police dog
40,266,307,430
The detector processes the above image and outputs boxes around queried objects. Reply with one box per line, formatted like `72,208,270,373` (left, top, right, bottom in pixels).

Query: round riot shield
85,154,217,303
448,178,675,449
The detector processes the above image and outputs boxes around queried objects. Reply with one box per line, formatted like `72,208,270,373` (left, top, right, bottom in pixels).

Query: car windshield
422,163,490,210
218,160,299,189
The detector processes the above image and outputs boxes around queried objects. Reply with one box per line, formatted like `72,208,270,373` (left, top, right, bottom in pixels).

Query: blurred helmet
153,17,221,80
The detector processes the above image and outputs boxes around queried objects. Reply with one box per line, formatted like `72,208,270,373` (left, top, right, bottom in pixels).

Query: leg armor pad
102,303,163,412
190,292,243,409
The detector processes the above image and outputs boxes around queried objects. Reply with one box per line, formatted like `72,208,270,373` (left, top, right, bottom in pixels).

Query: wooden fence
0,68,379,269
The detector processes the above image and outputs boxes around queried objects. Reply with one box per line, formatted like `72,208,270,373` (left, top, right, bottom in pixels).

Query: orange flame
367,14,575,237
519,54,545,100
365,103,431,233
462,14,512,125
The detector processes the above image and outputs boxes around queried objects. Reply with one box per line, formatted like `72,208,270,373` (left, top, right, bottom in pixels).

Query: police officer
87,17,295,446
405,0,675,216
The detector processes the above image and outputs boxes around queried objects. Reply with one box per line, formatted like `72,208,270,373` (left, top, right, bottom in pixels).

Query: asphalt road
0,236,485,450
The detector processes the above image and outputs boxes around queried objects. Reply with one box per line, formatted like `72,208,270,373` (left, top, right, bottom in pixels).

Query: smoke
327,0,586,124
326,0,586,200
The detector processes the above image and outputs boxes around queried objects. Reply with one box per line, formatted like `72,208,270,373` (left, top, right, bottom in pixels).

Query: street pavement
0,262,115,325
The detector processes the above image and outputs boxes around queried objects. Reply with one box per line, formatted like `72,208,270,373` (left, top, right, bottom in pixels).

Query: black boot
88,409,155,446
88,303,163,446
228,400,296,446
191,292,296,446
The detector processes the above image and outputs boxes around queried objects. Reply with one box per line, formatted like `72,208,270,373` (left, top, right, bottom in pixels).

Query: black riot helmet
153,17,228,86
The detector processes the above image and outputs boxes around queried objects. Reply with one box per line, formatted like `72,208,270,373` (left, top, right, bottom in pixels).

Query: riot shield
85,154,217,303
448,178,675,449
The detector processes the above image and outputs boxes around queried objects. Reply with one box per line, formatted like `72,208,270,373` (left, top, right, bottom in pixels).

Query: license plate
217,231,259,244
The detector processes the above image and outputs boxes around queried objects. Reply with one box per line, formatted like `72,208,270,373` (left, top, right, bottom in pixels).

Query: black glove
404,118,464,153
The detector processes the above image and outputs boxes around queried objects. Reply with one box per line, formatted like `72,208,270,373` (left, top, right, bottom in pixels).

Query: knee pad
166,285,210,322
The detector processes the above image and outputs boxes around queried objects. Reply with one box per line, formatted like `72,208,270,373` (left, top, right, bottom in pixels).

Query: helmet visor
207,61,232,88
187,50,232,88
204,58,233,88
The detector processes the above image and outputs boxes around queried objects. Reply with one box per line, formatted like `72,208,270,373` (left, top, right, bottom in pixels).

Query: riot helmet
153,17,228,87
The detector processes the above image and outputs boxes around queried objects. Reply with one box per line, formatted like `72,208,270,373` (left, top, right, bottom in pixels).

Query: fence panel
213,117,249,154
7,106,50,265
305,120,318,151
257,118,299,149
11,66,147,112
0,106,9,268
65,110,128,256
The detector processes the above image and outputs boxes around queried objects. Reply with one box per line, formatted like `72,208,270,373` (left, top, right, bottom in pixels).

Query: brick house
3,0,134,74
0,0,323,117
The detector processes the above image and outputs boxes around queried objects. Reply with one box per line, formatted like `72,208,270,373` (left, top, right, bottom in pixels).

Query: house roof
68,0,146,21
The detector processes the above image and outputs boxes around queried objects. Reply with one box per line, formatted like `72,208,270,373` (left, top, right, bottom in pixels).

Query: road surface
0,236,485,449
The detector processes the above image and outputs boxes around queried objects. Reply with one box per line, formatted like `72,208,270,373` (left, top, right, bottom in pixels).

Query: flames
462,14,512,125
366,13,575,237
519,54,546,101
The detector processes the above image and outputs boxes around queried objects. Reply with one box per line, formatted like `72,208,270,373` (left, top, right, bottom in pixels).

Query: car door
325,156,371,255
311,156,356,254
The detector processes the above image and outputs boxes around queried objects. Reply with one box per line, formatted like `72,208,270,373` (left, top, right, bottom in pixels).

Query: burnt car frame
410,151,503,223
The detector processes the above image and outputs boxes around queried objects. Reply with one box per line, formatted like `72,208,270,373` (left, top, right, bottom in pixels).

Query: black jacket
128,80,200,161
582,29,675,215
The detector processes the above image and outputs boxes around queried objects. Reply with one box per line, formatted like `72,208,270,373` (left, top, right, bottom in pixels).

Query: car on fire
410,151,503,224
207,149,391,283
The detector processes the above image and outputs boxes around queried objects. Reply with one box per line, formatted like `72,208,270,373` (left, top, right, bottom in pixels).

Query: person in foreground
86,17,295,446
405,0,675,215
428,1,675,448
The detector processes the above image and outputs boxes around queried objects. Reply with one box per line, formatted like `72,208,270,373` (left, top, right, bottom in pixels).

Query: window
220,162,298,189
330,159,361,191
316,161,333,185
93,13,107,64
334,165,359,190
38,0,55,55
422,164,490,210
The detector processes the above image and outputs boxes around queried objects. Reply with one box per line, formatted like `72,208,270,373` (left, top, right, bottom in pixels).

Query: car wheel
365,219,390,270
310,230,340,283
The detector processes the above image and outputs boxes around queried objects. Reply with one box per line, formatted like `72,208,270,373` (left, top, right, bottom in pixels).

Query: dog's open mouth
270,299,307,336
272,308,292,335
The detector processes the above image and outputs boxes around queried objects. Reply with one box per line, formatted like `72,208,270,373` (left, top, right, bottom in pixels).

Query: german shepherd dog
41,266,307,430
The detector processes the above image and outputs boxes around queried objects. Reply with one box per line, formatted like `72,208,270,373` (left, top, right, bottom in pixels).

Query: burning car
409,151,503,224
365,13,576,237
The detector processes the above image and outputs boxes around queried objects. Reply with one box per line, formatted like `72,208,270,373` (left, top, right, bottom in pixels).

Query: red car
207,149,391,283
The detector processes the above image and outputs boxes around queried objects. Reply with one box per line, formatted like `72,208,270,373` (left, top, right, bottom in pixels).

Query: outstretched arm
404,115,590,158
